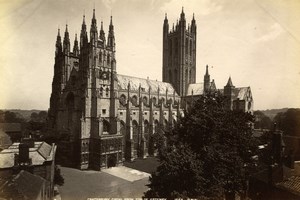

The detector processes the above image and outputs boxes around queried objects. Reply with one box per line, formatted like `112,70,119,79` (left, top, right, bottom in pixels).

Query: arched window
143,96,148,105
132,120,139,152
152,97,157,105
144,120,149,134
119,94,127,105
163,119,169,131
154,120,159,133
144,120,149,150
131,95,138,106
100,87,103,96
106,87,109,96
189,69,192,83
99,52,102,63
120,120,126,159
103,120,110,133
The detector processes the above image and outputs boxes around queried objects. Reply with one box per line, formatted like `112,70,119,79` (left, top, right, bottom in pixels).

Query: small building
0,140,56,199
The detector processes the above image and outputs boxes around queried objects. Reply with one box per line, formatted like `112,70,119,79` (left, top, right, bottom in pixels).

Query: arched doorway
107,154,117,168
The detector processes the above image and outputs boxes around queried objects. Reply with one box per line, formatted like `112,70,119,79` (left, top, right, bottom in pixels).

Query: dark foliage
273,108,300,136
145,96,259,199
0,111,25,123
253,111,272,130
54,165,64,186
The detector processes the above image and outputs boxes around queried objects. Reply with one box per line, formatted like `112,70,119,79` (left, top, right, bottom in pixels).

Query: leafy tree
253,111,272,130
145,96,259,199
273,109,300,136
2,111,25,123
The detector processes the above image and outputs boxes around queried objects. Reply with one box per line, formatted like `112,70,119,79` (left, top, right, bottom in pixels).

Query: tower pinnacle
63,24,70,53
55,28,62,56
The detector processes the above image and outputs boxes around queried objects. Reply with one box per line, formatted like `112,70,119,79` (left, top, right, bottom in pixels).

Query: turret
63,24,70,54
180,7,186,22
163,13,169,37
224,76,235,110
191,13,196,33
55,28,62,56
204,65,210,93
80,15,88,48
107,16,115,51
99,21,106,45
179,7,186,28
73,33,79,56
90,9,98,45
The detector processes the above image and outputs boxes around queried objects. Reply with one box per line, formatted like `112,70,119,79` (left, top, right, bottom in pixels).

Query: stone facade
48,9,253,170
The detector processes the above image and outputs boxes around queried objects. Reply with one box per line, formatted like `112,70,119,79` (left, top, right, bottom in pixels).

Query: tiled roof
234,87,250,100
116,74,178,96
0,142,55,168
0,170,46,200
276,176,300,196
219,87,250,101
186,83,204,96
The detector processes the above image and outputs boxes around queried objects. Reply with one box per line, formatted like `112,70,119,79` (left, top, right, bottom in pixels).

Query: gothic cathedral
48,8,253,170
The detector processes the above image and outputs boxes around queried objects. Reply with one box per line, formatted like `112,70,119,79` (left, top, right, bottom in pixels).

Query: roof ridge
118,74,164,83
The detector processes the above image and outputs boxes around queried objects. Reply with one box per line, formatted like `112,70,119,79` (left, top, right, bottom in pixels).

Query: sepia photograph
0,0,299,199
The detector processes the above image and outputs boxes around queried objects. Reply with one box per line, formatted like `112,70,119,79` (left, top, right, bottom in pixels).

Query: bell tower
162,8,196,96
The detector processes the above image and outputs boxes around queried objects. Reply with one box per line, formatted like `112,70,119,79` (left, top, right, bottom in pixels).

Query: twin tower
162,8,197,96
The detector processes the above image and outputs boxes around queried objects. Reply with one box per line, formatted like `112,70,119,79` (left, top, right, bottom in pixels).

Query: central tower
162,8,197,96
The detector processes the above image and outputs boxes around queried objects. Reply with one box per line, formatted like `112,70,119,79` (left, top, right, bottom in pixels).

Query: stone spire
99,21,106,44
90,9,98,44
73,33,79,56
80,15,88,48
63,24,70,53
55,28,62,56
107,16,115,50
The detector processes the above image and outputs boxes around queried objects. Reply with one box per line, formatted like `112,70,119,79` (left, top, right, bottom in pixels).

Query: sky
0,0,299,110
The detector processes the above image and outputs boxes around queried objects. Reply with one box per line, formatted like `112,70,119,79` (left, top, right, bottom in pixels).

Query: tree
2,111,25,123
54,165,64,186
253,111,272,130
145,96,259,199
273,109,300,136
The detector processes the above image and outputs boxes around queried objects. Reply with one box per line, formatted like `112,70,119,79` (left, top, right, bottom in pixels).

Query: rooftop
117,74,178,96
0,170,46,200
0,141,56,168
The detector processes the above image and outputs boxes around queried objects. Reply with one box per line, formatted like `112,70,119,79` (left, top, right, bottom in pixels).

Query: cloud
160,0,222,17
256,23,283,42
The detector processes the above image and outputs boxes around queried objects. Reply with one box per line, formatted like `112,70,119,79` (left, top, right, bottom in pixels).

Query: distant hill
257,108,289,120
0,109,47,121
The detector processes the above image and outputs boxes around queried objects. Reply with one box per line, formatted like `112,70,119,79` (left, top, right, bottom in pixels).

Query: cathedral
48,8,253,170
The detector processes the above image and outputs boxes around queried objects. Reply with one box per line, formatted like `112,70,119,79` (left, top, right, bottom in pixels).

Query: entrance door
107,154,117,168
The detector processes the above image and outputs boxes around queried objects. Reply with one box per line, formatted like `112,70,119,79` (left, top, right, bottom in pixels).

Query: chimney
22,137,35,148
19,143,30,164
